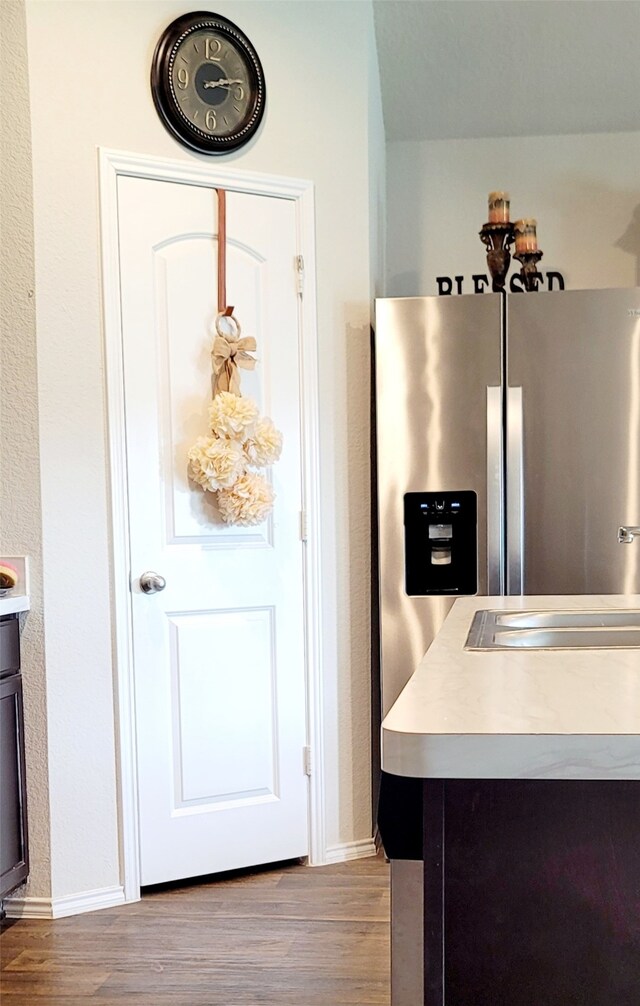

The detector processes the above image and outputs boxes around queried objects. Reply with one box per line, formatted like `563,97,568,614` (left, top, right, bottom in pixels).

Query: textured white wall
0,0,52,899
23,0,381,898
387,132,640,296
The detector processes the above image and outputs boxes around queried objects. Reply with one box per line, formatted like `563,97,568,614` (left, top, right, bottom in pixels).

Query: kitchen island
379,595,640,1006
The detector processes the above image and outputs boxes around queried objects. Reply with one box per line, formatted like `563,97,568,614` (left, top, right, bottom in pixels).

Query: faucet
618,525,640,544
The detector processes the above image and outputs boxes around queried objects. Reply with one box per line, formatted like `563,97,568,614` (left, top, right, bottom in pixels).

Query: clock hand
203,78,244,89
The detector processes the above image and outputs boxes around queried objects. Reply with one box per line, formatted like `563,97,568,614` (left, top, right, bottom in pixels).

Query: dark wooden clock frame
151,11,266,155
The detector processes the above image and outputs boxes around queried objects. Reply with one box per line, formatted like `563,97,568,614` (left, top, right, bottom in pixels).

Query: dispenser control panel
404,491,477,596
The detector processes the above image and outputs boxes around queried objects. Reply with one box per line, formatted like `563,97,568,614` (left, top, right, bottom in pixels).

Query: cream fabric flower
244,416,283,467
208,392,259,441
217,471,275,526
187,435,245,492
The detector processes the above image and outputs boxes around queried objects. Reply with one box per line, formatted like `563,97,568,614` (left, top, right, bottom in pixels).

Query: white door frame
98,148,325,902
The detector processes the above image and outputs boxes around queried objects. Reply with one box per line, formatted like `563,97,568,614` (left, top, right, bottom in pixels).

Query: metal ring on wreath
215,310,241,340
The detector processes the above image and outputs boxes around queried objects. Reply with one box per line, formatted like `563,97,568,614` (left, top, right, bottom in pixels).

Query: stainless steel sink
494,610,640,629
466,609,640,650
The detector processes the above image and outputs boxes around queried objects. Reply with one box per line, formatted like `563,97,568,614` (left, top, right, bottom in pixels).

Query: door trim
98,148,325,901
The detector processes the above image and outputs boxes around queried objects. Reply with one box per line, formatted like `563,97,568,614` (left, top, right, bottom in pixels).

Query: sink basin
466,609,640,650
494,610,640,630
484,627,640,649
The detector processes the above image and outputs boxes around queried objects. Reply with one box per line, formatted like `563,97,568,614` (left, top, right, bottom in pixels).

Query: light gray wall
0,0,52,899
387,133,640,297
20,0,383,901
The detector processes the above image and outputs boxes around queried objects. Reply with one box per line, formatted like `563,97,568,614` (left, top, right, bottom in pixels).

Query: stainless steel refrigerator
375,288,640,715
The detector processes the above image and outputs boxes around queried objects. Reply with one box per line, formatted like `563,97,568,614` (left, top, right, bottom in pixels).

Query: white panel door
116,175,308,886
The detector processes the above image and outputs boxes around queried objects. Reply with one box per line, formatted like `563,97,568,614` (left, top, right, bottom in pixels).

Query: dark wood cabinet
0,616,29,901
425,779,640,1006
379,772,640,1005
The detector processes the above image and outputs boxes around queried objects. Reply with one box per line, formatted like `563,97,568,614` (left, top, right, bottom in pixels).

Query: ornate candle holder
479,222,515,292
514,250,544,292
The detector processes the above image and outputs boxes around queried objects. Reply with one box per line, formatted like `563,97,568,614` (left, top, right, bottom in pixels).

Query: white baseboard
322,838,378,865
5,884,126,919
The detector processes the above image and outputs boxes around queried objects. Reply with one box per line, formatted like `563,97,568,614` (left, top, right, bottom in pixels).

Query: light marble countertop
0,593,30,617
381,595,640,781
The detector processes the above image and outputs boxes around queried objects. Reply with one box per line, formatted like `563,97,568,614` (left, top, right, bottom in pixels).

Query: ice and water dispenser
404,491,477,595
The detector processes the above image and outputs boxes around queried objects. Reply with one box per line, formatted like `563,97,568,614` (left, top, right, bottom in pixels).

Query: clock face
152,12,266,154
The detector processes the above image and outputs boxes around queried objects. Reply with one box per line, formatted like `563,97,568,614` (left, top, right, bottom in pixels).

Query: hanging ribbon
216,187,231,317
212,188,256,397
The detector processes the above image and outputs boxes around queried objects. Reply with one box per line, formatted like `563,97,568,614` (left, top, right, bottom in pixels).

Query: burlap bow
211,314,257,397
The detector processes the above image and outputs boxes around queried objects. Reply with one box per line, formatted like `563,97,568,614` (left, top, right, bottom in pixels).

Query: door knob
139,571,167,594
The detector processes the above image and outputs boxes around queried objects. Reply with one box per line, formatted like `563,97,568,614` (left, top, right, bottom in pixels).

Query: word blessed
437,271,565,295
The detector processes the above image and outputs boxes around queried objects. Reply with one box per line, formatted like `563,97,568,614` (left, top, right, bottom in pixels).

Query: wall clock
151,11,266,154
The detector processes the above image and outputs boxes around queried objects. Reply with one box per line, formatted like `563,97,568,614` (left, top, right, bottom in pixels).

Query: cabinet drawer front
0,672,29,898
0,618,20,675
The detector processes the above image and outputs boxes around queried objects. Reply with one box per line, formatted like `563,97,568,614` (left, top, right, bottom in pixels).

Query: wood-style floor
1,856,390,1005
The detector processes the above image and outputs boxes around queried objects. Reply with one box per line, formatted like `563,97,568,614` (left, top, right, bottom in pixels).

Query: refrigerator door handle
486,386,504,594
507,386,524,595
618,525,640,543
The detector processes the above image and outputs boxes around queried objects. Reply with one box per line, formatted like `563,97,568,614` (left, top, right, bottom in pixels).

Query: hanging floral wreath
187,314,283,526
187,190,283,526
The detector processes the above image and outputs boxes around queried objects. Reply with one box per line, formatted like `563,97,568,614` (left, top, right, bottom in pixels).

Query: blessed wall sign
436,271,566,295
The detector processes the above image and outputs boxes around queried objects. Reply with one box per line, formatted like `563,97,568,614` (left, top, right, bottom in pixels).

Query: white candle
514,218,538,253
488,191,510,223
